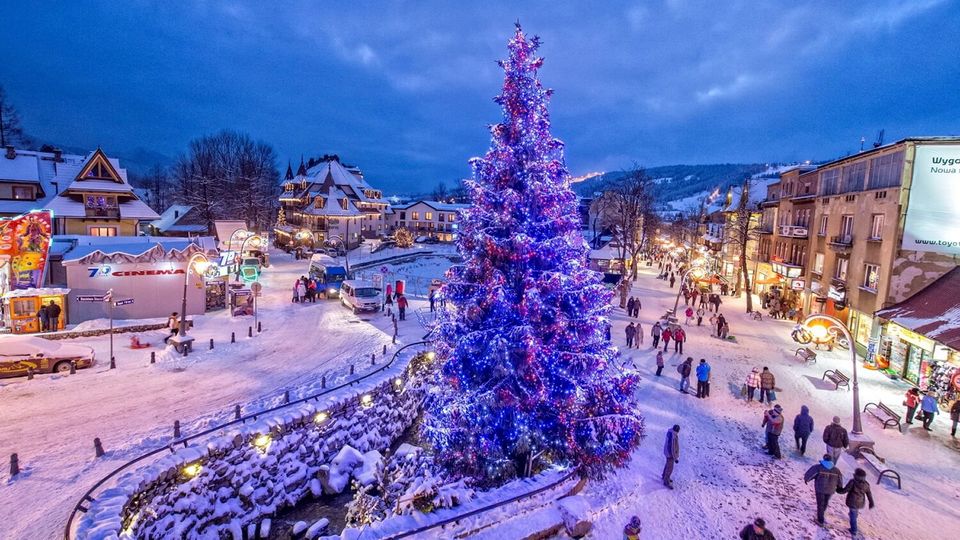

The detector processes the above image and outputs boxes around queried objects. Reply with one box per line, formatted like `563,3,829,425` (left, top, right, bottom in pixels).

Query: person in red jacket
673,327,686,354
397,294,409,321
662,327,673,353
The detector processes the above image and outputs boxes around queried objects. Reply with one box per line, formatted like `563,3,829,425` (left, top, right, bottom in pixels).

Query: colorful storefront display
0,210,53,293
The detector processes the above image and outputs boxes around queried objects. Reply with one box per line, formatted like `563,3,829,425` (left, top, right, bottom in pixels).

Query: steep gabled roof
875,267,960,351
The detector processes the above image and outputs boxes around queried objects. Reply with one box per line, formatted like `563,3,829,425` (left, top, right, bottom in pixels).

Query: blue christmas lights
423,25,644,484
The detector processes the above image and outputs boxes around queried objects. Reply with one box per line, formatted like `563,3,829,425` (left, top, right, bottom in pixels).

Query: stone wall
75,348,429,540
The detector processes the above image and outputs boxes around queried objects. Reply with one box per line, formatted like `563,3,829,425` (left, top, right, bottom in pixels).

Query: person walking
662,326,673,353
655,350,664,376
36,303,49,332
633,297,641,317
950,400,960,437
684,306,695,325
662,425,680,489
46,300,62,331
669,273,676,288
762,404,784,459
678,357,693,393
397,294,409,321
839,468,875,535
696,306,705,326
745,367,761,401
904,387,921,424
823,416,849,462
627,297,636,317
651,322,662,348
673,327,686,354
759,367,776,403
716,313,727,338
429,289,436,312
793,405,815,456
804,455,844,526
625,322,636,349
739,518,775,540
695,359,711,399
634,321,644,347
920,391,940,431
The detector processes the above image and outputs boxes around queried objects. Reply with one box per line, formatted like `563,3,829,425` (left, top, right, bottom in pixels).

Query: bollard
383,344,387,357
350,364,355,375
94,438,105,458
321,376,326,389
110,357,116,369
70,360,76,374
231,332,236,343
371,353,376,366
150,351,156,364
257,321,262,333
209,338,214,350
183,347,189,358
10,453,19,477
248,326,253,338
283,390,290,404
173,420,181,439
234,405,241,420
26,368,33,381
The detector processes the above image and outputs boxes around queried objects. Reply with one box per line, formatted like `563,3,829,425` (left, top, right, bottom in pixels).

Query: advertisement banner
0,210,53,290
903,145,960,255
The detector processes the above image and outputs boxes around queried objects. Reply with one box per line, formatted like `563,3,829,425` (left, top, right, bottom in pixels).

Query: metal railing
63,340,431,540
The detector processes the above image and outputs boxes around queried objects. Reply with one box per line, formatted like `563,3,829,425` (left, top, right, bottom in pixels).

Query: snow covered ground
0,250,443,540
574,266,960,539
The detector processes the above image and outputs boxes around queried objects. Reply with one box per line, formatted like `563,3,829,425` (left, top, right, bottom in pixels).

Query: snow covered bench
822,369,850,390
794,347,817,364
858,446,902,489
863,401,901,430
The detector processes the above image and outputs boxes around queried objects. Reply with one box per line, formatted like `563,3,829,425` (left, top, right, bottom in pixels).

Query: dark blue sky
2,1,959,194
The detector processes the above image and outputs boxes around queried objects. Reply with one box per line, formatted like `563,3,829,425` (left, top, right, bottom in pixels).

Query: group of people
291,276,319,303
903,387,960,435
743,366,776,403
35,300,62,332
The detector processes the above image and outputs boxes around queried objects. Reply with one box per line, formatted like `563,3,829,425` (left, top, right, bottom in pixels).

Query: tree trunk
740,251,753,312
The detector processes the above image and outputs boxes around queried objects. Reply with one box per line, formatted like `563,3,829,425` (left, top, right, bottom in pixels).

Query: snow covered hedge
76,348,430,540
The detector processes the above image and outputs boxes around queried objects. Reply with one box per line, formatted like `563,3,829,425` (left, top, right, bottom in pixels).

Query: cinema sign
87,265,187,278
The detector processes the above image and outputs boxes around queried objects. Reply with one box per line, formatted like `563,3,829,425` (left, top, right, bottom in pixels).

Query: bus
308,254,347,298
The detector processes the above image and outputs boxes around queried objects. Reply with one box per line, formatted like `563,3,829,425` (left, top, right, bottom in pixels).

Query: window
870,214,884,239
867,151,904,189
875,191,887,200
448,213,456,222
813,252,824,275
12,186,33,200
84,194,118,217
862,264,880,291
840,215,854,238
425,212,433,220
339,198,348,210
411,212,420,220
835,258,849,281
840,162,867,193
818,215,828,236
438,213,445,222
88,226,117,236
819,169,841,196
399,211,406,220
314,196,324,209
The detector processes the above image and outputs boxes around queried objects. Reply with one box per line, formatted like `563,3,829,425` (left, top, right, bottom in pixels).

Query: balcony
828,234,853,253
778,225,809,238
84,207,120,219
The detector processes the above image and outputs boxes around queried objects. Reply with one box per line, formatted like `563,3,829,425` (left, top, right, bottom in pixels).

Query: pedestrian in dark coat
759,367,775,403
804,455,844,526
46,301,62,331
678,357,693,393
793,405,815,456
632,297,641,317
625,322,636,348
696,306,705,326
822,417,849,462
36,304,49,332
950,400,960,437
655,351,664,376
739,518,776,540
762,404,784,459
627,297,635,317
716,313,727,337
661,425,680,488
839,468,875,535
669,273,676,288
651,322,662,348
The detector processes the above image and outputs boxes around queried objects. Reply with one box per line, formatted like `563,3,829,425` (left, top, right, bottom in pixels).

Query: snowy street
578,265,960,539
0,250,438,540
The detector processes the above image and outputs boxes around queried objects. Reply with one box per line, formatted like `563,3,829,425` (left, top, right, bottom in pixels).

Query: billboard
0,210,53,291
902,145,960,255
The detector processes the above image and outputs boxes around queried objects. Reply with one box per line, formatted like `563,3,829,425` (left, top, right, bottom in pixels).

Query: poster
0,210,53,290
902,144,960,255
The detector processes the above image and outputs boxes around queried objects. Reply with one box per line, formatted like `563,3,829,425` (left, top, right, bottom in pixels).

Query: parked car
340,280,382,313
0,335,95,378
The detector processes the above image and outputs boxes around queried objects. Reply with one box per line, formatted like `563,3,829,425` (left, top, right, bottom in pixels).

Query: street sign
114,298,134,306
250,282,262,294
103,289,114,302
76,295,105,302
380,266,389,274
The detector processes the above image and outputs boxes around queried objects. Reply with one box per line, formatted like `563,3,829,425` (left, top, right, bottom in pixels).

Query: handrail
382,468,579,540
63,340,431,540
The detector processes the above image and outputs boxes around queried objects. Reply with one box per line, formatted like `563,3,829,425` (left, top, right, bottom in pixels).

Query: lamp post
671,261,707,316
169,251,211,354
227,228,251,274
797,314,864,435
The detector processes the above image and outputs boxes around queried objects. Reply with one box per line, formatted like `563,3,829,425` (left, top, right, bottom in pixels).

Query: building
275,155,389,250
387,200,468,242
146,205,209,237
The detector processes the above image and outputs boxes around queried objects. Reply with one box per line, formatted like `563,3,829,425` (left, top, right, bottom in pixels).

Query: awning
875,267,960,351
695,273,728,284
754,276,783,285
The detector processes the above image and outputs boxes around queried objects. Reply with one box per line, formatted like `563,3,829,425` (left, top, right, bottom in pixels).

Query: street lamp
169,252,212,354
227,228,251,252
795,314,864,435
671,259,707,316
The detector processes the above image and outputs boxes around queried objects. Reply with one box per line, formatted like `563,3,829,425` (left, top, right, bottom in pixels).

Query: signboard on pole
902,144,960,255
114,298,135,306
77,295,106,302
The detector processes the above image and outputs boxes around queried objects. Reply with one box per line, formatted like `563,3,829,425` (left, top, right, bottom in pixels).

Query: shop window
818,215,828,236
869,214,884,239
813,252,824,275
862,263,880,291
88,226,117,236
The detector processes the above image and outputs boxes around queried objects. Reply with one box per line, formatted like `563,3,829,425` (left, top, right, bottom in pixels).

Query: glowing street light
794,314,864,435
169,251,211,354
671,259,708,316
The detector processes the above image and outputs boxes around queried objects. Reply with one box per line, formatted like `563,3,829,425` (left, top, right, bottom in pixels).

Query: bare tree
0,85,30,148
724,177,763,313
431,182,449,202
597,167,654,279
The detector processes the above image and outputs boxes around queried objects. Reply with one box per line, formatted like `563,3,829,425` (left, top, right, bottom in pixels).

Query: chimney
4,145,15,159
53,148,63,162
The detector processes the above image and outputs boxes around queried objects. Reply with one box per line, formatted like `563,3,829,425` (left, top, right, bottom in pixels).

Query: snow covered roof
589,242,620,260
60,236,218,264
44,195,160,220
151,205,196,232
293,157,387,204
875,267,960,351
2,287,71,299
390,200,470,212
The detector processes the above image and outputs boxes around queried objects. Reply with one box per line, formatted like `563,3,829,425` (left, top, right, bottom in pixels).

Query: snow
0,249,438,540
327,445,366,493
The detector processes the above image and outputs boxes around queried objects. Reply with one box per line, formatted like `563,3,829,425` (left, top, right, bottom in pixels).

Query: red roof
875,267,960,351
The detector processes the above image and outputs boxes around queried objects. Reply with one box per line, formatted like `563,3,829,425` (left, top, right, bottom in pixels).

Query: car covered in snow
0,335,95,378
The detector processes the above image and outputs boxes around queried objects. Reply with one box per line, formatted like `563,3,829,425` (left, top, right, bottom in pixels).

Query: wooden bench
863,401,902,430
795,347,817,364
858,446,902,489
822,369,850,390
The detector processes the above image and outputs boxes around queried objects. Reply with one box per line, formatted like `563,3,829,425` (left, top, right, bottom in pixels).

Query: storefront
1,287,69,334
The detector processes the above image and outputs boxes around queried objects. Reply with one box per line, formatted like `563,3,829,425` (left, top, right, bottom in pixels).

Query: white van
339,280,382,313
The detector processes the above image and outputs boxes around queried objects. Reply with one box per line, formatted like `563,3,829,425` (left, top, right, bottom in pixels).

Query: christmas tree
424,25,644,484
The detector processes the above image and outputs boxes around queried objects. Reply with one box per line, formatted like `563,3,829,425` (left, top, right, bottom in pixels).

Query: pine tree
424,25,644,484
